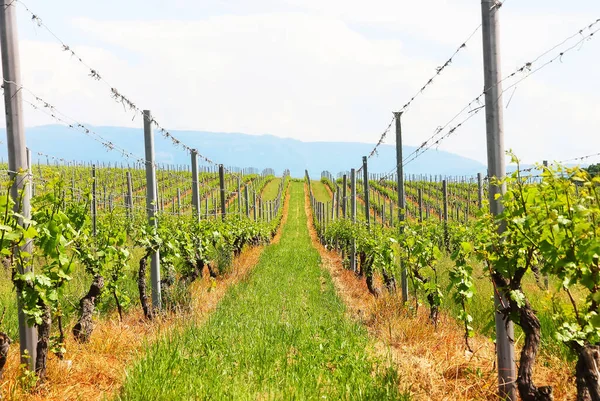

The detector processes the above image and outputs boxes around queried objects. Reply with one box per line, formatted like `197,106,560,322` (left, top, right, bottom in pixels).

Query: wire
359,24,483,169
11,0,223,166
390,18,600,173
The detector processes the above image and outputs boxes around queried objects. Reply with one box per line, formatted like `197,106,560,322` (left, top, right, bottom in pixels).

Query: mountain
0,125,486,178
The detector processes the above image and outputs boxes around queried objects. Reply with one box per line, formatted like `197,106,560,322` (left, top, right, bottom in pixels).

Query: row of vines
0,163,289,390
310,156,600,401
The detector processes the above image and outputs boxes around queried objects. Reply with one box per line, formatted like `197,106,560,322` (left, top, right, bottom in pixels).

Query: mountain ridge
0,124,486,178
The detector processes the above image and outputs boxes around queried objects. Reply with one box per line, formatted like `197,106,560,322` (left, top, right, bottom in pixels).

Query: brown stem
381,268,396,293
516,298,553,401
576,345,600,401
0,331,10,380
138,253,154,320
114,290,123,322
35,303,51,380
364,256,381,298
56,313,65,360
73,274,104,343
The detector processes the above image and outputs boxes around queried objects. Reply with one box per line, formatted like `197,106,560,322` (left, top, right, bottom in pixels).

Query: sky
2,0,600,169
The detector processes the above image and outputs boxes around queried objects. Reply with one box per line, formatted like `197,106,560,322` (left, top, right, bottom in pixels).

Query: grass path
311,180,332,203
118,182,406,400
260,177,282,200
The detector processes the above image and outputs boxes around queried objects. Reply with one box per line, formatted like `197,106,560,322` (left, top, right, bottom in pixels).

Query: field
0,163,598,401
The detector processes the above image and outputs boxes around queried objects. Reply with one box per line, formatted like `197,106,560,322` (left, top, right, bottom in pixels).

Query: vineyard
1,0,600,400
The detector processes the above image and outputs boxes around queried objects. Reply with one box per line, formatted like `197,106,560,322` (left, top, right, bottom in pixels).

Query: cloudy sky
4,0,600,167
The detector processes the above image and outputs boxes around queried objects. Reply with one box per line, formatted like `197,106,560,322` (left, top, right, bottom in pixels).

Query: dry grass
1,192,291,401
303,184,576,400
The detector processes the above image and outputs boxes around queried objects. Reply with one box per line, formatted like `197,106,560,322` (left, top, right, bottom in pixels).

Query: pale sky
4,0,600,167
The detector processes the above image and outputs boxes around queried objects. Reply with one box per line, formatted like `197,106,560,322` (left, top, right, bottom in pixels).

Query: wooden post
177,188,181,216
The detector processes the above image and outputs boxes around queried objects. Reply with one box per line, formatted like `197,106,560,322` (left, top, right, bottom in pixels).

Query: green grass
118,182,408,401
261,178,281,201
311,181,332,203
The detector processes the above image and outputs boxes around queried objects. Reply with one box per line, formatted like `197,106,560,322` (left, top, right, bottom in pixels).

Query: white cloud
3,0,600,169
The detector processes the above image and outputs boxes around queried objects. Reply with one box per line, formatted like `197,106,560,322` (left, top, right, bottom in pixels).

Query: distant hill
0,125,487,178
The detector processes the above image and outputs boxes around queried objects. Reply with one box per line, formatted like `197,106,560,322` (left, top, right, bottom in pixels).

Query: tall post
92,165,97,236
481,1,515,398
126,171,133,219
418,188,423,223
542,161,549,290
350,168,357,273
237,176,242,215
335,190,340,219
191,150,200,221
143,110,161,310
253,191,257,221
331,192,335,220
219,165,226,220
394,112,408,303
442,180,449,250
177,188,181,216
0,6,38,366
342,174,347,218
244,185,250,217
362,157,370,227
477,172,484,209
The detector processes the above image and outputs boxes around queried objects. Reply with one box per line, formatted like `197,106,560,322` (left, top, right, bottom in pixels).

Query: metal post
237,176,242,215
143,110,161,310
331,192,335,220
177,188,181,216
477,172,484,209
92,165,97,236
362,157,370,228
342,174,347,218
395,112,408,303
0,3,38,363
336,190,340,219
481,1,515,397
191,150,200,221
443,180,449,250
244,185,249,217
253,192,257,221
350,168,357,273
126,171,133,219
219,165,226,220
418,188,423,223
542,160,549,290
